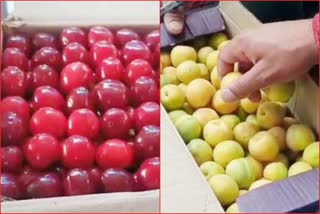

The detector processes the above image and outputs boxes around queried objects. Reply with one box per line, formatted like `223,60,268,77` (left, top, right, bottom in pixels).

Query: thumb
163,12,184,35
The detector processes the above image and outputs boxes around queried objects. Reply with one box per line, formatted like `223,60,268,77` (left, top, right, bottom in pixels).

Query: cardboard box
160,1,319,213
1,1,159,212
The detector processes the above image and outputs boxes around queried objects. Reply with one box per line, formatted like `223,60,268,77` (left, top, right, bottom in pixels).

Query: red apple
66,87,96,114
131,76,158,105
124,59,154,86
1,146,24,173
88,167,103,192
1,66,28,97
2,47,28,70
23,133,61,170
31,86,65,112
29,107,67,139
62,135,95,169
32,32,59,51
60,27,87,48
29,64,59,91
135,157,160,190
1,96,30,122
18,166,41,190
122,40,152,65
96,139,134,169
88,26,114,47
96,57,124,82
1,173,23,199
115,28,140,48
63,168,95,196
2,112,28,146
135,125,160,162
144,30,160,50
62,42,90,66
134,102,160,131
32,47,62,71
5,34,31,56
89,40,118,67
101,168,134,193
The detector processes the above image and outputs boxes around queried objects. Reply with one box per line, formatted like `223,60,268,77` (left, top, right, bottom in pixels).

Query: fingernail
222,89,237,103
167,21,183,35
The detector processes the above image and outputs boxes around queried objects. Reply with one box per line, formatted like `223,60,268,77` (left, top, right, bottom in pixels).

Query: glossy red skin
125,106,136,129
122,40,151,65
26,172,63,198
1,173,23,199
29,107,67,138
101,168,134,193
60,62,94,94
29,64,59,91
60,27,87,48
54,166,67,179
1,96,30,122
1,66,28,97
2,112,28,146
124,59,154,86
18,166,41,190
89,41,118,67
62,135,95,169
94,79,128,111
5,34,31,56
1,146,24,173
32,32,59,51
2,48,28,71
135,125,160,162
100,108,131,139
23,133,61,170
63,168,95,196
67,109,99,139
153,42,160,68
144,30,160,50
66,87,96,114
135,157,160,190
96,57,124,82
132,173,142,191
62,42,90,66
115,28,140,48
131,76,158,106
134,102,160,131
88,26,114,47
88,167,103,192
96,139,134,169
31,86,65,112
32,47,62,71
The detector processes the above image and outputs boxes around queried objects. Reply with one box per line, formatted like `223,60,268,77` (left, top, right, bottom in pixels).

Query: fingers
163,12,184,35
248,91,261,102
222,61,270,102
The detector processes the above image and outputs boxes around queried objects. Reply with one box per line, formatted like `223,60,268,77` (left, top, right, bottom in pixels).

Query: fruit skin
213,141,244,168
115,29,140,48
186,79,215,108
193,108,219,128
6,34,31,56
175,115,202,143
1,146,24,173
248,131,279,161
208,32,228,49
135,157,160,190
220,115,241,130
160,52,172,69
210,66,221,89
269,126,286,151
30,107,67,139
169,110,188,125
246,115,259,127
1,96,30,122
176,60,202,84
62,42,90,66
29,65,59,92
170,45,197,67
124,59,154,86
203,119,233,147
303,142,319,168
62,135,95,169
197,46,214,64
66,87,96,114
240,98,260,114
1,66,28,97
2,48,28,71
246,155,263,180
206,50,219,71
282,116,299,128
101,169,134,193
1,173,23,199
32,47,62,70
24,133,61,170
183,102,195,114
218,40,230,51
96,139,134,169
234,122,259,149
288,161,312,176
263,162,288,181
31,86,65,112
226,158,256,189
249,179,272,191
220,72,241,89
32,32,58,51
131,76,158,105
122,40,152,65
63,168,95,196
162,66,179,85
212,90,239,114
88,26,114,47
96,57,124,82
265,153,289,168
60,27,87,48
200,161,225,180
264,82,295,103
208,174,239,206
135,125,160,162
2,112,28,146
286,124,315,151
256,101,286,129
226,203,239,213
134,102,160,131
161,84,185,111
187,139,213,166
198,63,210,80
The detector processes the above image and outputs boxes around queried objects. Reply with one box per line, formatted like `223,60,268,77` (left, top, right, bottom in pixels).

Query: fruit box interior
1,1,159,213
160,1,319,213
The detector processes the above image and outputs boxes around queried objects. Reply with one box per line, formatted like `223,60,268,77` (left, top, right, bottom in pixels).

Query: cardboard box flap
9,1,158,26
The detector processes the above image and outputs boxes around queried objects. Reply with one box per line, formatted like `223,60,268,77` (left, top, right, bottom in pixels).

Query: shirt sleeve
312,13,319,48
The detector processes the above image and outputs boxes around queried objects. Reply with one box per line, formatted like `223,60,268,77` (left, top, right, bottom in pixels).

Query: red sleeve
312,13,319,48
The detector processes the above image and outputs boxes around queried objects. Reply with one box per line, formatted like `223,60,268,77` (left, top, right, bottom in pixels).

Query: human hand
218,19,319,102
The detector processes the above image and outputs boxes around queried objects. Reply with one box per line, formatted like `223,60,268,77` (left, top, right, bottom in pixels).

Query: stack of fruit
1,27,160,200
160,33,319,212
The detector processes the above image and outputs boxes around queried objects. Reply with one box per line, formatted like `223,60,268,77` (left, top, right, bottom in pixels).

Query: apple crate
1,1,159,212
160,1,319,213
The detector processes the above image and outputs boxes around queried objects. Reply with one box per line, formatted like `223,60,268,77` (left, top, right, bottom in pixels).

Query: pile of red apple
1,26,160,200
